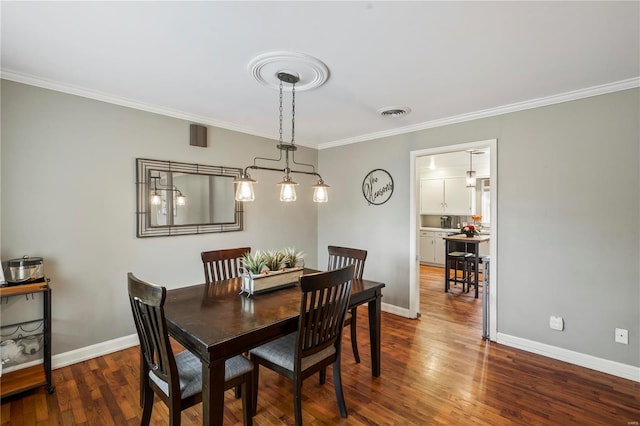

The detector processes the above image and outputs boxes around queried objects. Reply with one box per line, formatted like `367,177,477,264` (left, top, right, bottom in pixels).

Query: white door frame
408,139,498,341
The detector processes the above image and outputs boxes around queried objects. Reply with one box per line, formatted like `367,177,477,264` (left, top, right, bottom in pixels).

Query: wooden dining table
163,269,385,426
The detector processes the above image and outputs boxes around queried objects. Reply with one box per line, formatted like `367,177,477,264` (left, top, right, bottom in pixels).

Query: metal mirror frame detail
136,158,244,237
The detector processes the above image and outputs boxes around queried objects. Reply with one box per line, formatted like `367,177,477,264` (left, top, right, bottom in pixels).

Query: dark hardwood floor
2,265,638,424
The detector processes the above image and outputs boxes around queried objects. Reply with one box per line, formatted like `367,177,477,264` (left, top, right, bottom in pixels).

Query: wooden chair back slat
127,273,179,396
296,265,354,360
201,247,251,283
327,246,367,280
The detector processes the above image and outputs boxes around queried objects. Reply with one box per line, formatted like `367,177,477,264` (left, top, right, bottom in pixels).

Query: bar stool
446,251,474,293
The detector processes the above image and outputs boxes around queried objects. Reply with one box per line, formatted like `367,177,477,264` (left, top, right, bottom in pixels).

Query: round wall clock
362,169,394,205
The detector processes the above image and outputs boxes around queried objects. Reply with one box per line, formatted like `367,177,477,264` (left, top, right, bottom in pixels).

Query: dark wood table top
164,269,385,362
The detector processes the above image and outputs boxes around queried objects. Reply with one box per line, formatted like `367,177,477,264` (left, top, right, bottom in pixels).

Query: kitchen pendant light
235,69,329,203
466,151,477,188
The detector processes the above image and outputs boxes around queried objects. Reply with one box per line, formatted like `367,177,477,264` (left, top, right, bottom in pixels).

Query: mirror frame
136,158,243,237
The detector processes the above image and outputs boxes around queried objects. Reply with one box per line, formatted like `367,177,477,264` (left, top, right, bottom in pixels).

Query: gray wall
1,80,319,355
318,89,639,367
2,80,638,370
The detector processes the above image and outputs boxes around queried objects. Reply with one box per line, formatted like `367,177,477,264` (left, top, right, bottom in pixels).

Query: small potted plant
263,249,287,272
241,250,267,275
283,247,306,269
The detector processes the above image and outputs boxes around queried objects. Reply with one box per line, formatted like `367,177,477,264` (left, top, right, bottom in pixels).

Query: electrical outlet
549,315,564,331
615,328,628,344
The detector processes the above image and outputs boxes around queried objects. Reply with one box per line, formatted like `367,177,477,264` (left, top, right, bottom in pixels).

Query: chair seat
150,351,253,399
448,251,473,258
249,333,335,373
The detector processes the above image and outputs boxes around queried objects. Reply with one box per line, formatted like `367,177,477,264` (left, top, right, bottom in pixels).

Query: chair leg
235,385,242,399
169,397,182,426
250,358,259,417
349,308,360,363
293,377,304,426
333,359,348,418
240,377,253,426
140,379,154,426
319,367,326,384
139,353,146,407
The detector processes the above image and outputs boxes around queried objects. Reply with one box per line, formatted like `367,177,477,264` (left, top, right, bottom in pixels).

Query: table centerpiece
240,247,305,296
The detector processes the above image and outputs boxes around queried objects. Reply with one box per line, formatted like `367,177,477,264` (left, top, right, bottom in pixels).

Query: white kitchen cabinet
420,178,472,215
420,231,434,263
420,230,447,266
434,232,447,264
419,180,444,213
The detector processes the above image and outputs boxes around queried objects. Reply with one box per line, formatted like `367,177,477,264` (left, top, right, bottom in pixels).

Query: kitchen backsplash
421,215,486,229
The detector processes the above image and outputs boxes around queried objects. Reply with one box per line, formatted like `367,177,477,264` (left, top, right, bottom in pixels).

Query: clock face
362,169,394,205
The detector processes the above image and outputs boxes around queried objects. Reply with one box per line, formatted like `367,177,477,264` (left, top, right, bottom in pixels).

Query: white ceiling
2,1,638,149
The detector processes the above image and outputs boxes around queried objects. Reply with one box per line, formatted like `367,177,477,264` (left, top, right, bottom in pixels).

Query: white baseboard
52,334,139,369
46,327,639,384
48,305,412,370
497,333,640,382
381,302,415,318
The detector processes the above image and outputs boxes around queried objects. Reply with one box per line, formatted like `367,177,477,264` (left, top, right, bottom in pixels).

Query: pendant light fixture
466,151,477,188
235,62,329,203
150,174,187,206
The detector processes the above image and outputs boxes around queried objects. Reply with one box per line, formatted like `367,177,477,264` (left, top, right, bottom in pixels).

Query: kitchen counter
420,227,461,233
420,227,490,235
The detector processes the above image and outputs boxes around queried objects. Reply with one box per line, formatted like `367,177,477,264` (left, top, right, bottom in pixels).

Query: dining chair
327,245,367,364
201,247,252,399
201,247,251,283
127,273,254,426
249,265,354,425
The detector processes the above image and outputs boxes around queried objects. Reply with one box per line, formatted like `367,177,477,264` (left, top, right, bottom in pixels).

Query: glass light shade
234,175,256,202
151,192,162,205
176,193,186,206
312,180,330,203
277,176,298,202
466,170,477,188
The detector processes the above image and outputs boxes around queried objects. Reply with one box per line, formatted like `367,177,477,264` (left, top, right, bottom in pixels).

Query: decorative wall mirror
136,158,243,237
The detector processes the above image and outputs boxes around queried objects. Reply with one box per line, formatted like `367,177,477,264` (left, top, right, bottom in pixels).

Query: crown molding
317,77,640,150
3,69,637,152
0,68,279,143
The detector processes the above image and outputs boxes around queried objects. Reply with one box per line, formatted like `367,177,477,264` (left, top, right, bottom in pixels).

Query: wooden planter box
241,267,303,296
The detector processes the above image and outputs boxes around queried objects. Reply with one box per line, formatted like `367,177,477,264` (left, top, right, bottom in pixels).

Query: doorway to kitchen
408,139,498,340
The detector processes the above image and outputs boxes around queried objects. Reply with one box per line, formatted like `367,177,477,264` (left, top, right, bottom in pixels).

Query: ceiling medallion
248,51,330,91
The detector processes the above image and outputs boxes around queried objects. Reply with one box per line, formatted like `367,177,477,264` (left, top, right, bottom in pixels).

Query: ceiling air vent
378,106,411,117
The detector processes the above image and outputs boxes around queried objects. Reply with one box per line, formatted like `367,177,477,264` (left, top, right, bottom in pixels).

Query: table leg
202,359,226,426
474,254,479,299
444,240,450,293
368,294,382,377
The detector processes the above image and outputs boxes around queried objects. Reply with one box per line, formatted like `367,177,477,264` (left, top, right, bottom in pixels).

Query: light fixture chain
291,81,296,146
279,78,284,144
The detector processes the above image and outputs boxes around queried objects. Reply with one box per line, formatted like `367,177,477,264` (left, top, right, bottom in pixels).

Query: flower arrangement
461,224,479,237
